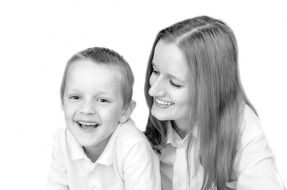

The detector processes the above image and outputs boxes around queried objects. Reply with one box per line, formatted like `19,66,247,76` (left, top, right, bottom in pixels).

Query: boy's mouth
76,120,100,130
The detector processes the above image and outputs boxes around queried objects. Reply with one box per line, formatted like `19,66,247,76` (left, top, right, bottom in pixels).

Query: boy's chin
76,137,101,148
67,128,97,145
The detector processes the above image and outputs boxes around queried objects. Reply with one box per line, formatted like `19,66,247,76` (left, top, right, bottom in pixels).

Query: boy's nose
80,100,97,115
148,78,165,97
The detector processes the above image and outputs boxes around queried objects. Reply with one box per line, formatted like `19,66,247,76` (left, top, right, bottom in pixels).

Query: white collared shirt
47,119,161,190
159,106,285,190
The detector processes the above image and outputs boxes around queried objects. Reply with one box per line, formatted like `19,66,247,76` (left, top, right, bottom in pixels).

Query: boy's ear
119,100,136,124
61,100,64,110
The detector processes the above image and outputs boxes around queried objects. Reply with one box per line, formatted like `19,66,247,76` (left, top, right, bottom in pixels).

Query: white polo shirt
160,106,285,190
47,119,161,190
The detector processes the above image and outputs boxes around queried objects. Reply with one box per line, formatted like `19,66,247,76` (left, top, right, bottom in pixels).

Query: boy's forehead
68,59,122,78
66,60,124,91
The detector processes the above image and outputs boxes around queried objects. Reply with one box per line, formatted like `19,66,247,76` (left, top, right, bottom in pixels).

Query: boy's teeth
78,121,98,126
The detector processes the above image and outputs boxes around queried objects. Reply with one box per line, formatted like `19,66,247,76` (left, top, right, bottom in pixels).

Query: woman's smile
154,98,175,108
149,40,192,125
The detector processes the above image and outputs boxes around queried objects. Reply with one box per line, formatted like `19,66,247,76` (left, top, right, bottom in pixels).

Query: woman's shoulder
240,105,265,144
235,105,274,170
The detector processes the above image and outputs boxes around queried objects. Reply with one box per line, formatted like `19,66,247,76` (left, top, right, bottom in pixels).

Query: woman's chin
151,108,169,121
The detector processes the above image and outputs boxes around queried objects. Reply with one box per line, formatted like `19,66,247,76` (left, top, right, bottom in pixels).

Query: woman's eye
152,69,159,75
170,80,182,88
152,66,160,75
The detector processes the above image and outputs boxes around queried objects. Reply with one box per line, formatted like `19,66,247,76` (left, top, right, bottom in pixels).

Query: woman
144,16,285,190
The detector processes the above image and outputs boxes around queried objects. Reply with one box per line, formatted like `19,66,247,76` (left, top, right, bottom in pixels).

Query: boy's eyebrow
66,89,112,97
66,89,80,93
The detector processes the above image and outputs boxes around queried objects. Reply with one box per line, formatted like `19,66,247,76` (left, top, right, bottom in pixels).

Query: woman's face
149,40,193,129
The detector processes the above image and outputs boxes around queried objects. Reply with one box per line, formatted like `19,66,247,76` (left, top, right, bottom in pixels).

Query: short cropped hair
60,47,134,107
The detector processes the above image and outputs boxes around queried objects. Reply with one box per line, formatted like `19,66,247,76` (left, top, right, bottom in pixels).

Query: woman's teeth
155,98,174,108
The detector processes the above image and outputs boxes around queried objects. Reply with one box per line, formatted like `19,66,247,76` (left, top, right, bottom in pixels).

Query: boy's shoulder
112,119,150,152
52,128,73,142
115,119,147,143
111,119,155,166
52,128,67,145
51,128,76,154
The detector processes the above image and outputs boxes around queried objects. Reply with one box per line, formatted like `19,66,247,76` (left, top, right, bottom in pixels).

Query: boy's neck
83,137,110,163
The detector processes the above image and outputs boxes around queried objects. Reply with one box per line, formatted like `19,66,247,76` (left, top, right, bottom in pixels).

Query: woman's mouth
154,98,175,108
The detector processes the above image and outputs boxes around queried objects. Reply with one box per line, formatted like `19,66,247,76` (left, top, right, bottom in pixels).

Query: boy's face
62,59,129,151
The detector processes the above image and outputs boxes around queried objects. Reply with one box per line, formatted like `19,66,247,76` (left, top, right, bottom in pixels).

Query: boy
47,47,160,190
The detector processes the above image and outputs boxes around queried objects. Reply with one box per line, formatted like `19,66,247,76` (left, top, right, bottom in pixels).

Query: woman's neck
171,120,189,139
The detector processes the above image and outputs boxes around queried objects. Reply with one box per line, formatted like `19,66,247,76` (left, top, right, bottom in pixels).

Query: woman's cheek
149,73,158,86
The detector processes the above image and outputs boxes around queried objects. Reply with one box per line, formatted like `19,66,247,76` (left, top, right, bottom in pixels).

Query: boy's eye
68,95,81,100
170,80,183,88
97,98,110,103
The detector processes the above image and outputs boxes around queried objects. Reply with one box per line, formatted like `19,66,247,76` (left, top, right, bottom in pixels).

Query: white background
0,0,286,189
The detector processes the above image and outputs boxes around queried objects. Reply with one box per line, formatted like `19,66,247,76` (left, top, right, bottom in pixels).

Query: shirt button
176,180,183,186
87,163,95,172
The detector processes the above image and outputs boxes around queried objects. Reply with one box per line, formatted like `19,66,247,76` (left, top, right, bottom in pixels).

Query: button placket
173,146,187,190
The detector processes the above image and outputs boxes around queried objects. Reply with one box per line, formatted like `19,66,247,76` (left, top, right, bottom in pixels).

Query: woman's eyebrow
168,74,185,84
152,62,185,83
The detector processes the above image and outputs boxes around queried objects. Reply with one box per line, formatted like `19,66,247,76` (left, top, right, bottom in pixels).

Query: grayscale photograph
0,0,286,189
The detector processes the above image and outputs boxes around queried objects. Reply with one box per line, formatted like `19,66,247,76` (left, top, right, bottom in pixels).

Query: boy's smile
76,120,100,133
62,59,129,158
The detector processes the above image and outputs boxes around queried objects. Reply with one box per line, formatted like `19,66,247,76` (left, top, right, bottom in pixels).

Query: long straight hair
144,16,256,190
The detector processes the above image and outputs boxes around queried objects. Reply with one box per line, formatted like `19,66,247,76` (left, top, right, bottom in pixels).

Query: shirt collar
66,129,86,160
166,121,198,148
96,127,118,166
66,125,119,166
166,122,188,148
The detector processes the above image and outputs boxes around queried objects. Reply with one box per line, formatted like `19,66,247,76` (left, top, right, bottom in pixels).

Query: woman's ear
119,100,136,123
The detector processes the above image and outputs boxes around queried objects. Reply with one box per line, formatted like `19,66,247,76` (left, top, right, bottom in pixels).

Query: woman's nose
148,77,165,97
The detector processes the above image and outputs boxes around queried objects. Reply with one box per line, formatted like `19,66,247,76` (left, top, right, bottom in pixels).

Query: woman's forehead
153,40,189,80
